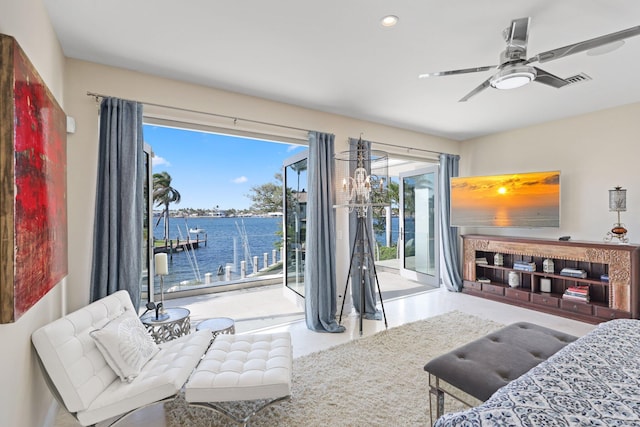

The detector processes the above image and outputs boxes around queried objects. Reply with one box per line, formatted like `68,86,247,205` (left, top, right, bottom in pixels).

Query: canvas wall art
450,170,560,228
0,34,67,323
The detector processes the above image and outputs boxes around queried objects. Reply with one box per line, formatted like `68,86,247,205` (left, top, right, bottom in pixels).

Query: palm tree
153,171,181,246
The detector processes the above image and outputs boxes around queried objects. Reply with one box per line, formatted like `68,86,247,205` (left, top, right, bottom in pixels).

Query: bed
434,319,640,426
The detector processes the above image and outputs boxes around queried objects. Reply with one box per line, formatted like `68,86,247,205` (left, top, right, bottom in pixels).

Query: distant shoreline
154,213,284,219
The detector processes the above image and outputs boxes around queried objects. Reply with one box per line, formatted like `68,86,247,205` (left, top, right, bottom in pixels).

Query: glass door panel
283,151,308,297
399,165,439,286
140,143,154,310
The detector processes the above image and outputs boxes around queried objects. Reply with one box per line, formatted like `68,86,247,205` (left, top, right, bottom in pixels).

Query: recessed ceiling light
381,15,399,27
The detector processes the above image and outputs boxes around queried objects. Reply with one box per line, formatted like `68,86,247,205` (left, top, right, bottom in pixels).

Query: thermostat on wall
66,116,76,134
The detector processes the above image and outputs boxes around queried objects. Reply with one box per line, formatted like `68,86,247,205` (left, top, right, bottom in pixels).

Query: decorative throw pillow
90,309,159,382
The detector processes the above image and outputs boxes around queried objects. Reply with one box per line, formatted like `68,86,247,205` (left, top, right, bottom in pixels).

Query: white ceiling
43,0,640,141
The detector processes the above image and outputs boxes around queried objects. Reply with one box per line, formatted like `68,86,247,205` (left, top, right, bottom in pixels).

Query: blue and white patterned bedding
434,319,640,427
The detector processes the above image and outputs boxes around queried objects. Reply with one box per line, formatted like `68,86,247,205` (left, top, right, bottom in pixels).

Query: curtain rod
361,137,449,157
86,91,311,134
87,92,454,157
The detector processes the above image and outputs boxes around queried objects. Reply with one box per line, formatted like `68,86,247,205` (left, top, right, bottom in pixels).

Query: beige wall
459,103,640,243
0,1,67,427
2,1,640,426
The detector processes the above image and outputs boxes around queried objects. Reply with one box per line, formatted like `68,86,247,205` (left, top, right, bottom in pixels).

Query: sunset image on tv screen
450,171,560,227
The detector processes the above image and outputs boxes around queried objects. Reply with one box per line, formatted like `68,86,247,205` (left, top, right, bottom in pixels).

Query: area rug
166,311,504,426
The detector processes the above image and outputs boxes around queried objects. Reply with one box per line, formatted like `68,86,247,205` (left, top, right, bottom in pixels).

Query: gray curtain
348,138,382,320
439,153,463,291
90,98,144,310
304,131,345,332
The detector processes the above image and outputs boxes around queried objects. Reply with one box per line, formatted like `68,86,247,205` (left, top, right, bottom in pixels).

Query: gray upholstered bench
423,321,577,424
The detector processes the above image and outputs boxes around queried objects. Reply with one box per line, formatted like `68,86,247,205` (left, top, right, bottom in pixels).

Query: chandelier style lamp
604,186,629,243
334,138,389,335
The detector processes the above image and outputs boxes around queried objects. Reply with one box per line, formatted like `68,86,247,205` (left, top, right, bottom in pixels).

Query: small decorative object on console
604,186,629,243
543,258,554,274
494,253,504,266
540,278,552,293
508,271,520,288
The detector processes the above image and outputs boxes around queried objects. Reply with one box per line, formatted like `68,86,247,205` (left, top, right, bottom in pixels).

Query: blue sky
144,124,305,210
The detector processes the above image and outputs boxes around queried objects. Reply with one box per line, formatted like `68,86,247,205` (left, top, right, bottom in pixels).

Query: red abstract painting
0,34,67,322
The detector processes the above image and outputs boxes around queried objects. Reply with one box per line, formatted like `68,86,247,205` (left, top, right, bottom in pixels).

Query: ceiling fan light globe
490,65,537,90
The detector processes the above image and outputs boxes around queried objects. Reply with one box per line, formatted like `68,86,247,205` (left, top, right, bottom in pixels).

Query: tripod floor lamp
335,138,389,335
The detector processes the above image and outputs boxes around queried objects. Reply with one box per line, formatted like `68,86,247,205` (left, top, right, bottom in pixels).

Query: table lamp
154,253,169,320
604,186,629,243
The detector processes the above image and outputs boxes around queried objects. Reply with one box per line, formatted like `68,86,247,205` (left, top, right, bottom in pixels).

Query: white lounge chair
32,290,292,426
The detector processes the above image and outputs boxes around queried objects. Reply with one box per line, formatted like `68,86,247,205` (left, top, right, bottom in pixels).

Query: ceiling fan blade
459,77,493,102
532,67,570,88
507,17,530,49
418,65,496,79
530,25,640,64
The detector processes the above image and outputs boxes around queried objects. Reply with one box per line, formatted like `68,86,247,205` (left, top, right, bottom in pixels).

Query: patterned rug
165,311,504,426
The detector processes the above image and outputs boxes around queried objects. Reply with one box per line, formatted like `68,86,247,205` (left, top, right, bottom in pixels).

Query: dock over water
154,235,207,254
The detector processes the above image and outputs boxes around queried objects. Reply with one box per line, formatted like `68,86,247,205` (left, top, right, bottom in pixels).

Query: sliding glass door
283,150,308,297
399,165,439,286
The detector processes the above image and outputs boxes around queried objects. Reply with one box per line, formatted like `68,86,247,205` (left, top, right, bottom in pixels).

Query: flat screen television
450,170,560,227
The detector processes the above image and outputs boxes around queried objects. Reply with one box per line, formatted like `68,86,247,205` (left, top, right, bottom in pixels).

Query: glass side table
196,317,236,339
140,307,191,344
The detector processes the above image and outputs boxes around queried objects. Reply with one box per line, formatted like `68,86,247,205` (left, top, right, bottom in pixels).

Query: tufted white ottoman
185,332,292,425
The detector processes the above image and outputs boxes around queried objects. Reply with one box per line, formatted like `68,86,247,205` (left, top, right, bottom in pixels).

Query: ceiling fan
419,17,640,102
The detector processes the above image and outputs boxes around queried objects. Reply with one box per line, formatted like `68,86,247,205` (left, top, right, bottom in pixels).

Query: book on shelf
601,274,609,283
560,268,588,279
562,293,590,303
477,277,491,284
566,285,589,295
513,261,536,272
476,257,488,265
563,284,590,302
564,290,589,298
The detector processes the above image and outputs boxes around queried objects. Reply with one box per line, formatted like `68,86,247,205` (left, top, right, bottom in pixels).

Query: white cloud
152,156,170,167
232,176,248,184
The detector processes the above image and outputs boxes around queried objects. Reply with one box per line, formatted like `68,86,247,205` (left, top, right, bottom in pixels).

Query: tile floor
54,272,596,426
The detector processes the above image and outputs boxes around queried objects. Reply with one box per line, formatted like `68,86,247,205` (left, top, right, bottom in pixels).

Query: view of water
375,216,401,246
154,215,401,291
451,206,559,227
153,216,282,289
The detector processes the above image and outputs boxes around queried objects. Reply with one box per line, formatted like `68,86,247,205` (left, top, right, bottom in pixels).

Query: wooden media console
462,235,640,323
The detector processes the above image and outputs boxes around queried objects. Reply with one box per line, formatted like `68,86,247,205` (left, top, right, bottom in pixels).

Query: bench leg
428,375,445,426
189,395,290,426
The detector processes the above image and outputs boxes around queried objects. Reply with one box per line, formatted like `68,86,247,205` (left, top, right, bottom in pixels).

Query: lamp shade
609,187,627,212
155,253,169,276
